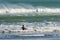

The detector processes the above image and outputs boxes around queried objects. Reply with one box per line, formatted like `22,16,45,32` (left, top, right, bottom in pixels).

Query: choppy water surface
0,0,60,40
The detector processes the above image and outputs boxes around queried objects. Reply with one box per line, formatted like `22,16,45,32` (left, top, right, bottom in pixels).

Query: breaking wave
0,3,60,16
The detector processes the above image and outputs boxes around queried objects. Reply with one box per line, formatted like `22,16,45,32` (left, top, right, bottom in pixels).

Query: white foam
37,8,60,13
0,21,60,33
0,3,60,15
0,22,60,31
0,8,60,14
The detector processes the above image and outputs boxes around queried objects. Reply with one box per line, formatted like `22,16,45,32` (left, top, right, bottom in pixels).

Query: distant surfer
6,10,9,13
21,25,27,30
36,9,38,12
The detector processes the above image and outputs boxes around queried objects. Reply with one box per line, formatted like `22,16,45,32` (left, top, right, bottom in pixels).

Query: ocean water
0,0,60,40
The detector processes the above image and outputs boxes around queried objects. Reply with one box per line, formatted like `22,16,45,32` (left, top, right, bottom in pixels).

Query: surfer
6,10,9,13
21,25,27,30
36,9,38,12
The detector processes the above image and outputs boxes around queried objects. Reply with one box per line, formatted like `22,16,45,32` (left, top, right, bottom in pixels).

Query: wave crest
0,8,60,14
0,3,60,16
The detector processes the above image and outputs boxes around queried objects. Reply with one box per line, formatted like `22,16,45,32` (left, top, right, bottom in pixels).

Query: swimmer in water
21,25,27,30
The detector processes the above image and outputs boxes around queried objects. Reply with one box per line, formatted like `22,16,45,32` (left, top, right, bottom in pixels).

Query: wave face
0,0,60,16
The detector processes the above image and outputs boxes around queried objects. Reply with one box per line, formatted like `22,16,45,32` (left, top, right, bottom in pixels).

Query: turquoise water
0,0,60,40
0,15,60,22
